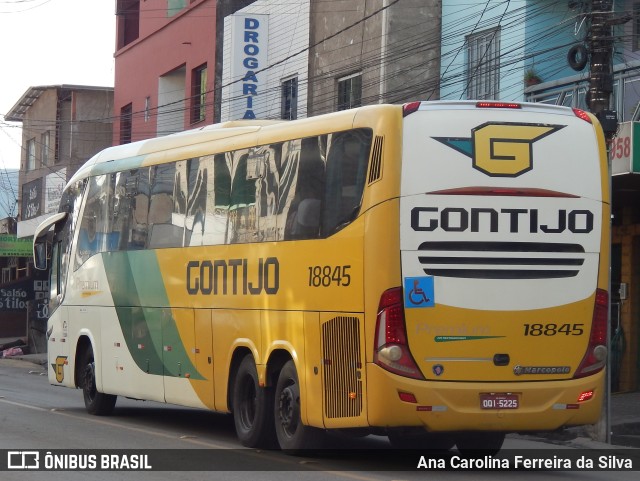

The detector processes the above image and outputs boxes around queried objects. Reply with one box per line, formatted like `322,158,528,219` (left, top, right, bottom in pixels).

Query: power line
4,1,634,151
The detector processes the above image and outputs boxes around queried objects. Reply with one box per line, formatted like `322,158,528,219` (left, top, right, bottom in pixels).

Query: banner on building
21,178,42,221
45,168,66,214
610,122,640,175
0,276,48,313
229,13,269,120
0,235,33,257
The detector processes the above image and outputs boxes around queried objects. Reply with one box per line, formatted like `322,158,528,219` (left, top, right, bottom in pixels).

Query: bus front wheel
274,360,325,452
80,346,116,416
232,355,275,448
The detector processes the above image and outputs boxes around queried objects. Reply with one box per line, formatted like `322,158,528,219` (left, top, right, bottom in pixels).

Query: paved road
0,358,637,480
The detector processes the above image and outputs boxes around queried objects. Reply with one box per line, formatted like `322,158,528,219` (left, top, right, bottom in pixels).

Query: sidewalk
3,348,639,449
610,391,640,448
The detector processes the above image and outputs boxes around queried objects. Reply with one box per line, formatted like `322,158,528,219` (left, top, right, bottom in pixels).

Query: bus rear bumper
366,364,604,433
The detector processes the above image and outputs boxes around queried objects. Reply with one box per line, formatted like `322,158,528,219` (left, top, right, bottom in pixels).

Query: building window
145,96,151,122
117,0,140,49
120,103,133,145
281,77,298,120
168,0,187,17
337,73,362,111
26,138,36,170
466,27,500,100
2,267,13,284
41,131,50,166
191,64,207,124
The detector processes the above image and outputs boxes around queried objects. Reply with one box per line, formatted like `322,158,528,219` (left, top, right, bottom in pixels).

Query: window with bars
120,103,133,145
191,64,207,124
337,73,362,111
466,27,500,100
26,138,36,170
41,131,50,166
281,77,298,120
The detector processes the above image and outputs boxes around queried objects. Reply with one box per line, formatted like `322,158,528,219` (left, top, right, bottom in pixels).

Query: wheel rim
84,362,97,403
278,381,299,438
238,374,257,431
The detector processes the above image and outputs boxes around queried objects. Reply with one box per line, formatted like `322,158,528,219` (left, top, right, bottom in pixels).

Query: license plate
480,393,519,410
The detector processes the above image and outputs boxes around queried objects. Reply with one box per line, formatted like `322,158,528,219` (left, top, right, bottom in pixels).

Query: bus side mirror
33,231,53,270
33,212,67,271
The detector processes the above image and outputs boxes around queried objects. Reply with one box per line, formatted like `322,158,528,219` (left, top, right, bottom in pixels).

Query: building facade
6,85,114,238
4,84,113,344
441,0,639,392
115,0,233,143
523,1,639,394
220,0,310,121
308,0,442,116
440,0,526,101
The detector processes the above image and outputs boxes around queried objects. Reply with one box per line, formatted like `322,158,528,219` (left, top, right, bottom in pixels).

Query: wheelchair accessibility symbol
404,277,435,308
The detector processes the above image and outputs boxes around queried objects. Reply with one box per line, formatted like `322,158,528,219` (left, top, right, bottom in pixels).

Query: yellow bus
34,101,610,453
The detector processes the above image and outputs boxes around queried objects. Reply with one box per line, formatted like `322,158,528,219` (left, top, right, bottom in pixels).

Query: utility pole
587,0,618,138
588,1,613,116
587,0,615,445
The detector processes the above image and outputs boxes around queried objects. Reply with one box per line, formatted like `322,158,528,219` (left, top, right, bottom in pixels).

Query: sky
0,0,116,171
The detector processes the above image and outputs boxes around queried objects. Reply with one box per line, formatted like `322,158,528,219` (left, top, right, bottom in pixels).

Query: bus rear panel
369,101,609,434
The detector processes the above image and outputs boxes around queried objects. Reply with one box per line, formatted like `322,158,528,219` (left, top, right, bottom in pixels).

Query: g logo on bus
52,356,68,383
434,122,565,177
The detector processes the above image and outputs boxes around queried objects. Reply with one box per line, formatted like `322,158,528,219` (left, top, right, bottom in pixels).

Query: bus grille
368,136,384,184
418,241,585,279
321,316,363,418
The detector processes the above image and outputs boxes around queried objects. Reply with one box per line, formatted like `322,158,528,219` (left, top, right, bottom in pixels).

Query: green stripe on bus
103,251,204,380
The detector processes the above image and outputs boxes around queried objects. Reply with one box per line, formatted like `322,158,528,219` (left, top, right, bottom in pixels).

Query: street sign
610,121,640,175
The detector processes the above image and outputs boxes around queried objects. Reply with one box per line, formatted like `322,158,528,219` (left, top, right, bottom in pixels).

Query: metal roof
5,85,114,122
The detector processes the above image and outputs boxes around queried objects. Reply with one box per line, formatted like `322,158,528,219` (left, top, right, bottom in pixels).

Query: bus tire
455,431,505,456
274,360,325,452
80,346,116,416
232,355,276,448
567,44,588,71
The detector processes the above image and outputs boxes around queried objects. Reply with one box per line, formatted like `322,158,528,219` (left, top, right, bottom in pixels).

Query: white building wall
221,0,310,121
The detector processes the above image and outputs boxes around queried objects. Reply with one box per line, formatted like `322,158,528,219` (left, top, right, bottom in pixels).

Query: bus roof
67,107,381,186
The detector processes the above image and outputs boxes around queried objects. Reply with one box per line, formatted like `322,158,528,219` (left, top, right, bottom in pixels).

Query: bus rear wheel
274,360,325,452
80,346,116,416
232,355,275,448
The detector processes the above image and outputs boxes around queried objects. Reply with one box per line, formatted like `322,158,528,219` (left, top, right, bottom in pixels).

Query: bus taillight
403,102,421,117
572,108,593,124
574,289,608,378
476,101,521,109
374,287,425,380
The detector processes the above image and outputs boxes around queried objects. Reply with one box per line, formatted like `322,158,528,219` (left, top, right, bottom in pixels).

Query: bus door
34,212,73,387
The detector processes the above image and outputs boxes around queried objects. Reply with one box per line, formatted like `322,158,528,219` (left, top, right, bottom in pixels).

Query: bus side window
148,163,183,249
228,150,258,244
201,153,231,245
322,129,372,236
112,168,150,251
284,136,325,240
131,168,150,249
257,144,281,242
76,174,113,268
185,158,206,246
